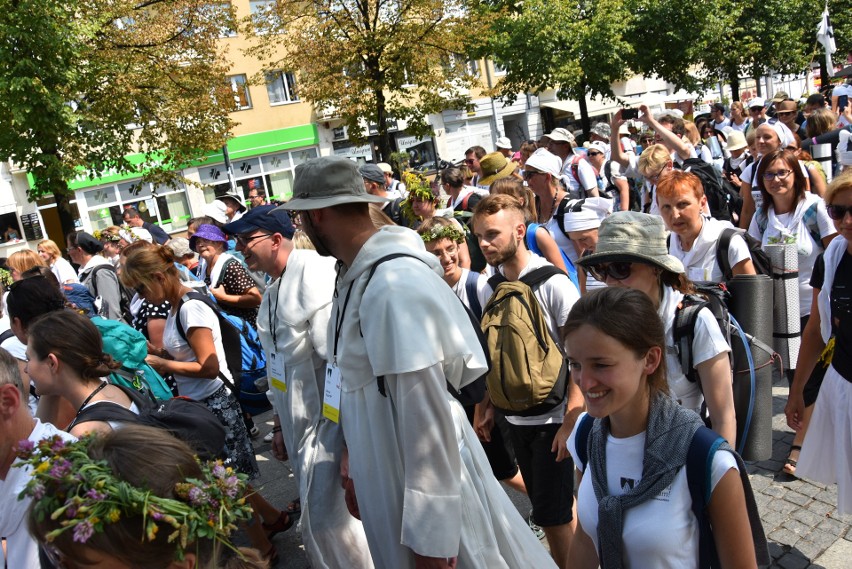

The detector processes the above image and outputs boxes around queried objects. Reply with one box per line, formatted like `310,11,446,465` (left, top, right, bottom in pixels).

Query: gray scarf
590,392,702,569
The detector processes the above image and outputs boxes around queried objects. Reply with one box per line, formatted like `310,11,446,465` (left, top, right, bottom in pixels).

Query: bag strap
174,291,239,394
673,295,708,383
526,222,541,254
88,264,117,298
214,257,239,289
465,271,483,321
67,384,150,430
715,227,738,281
804,202,823,250
686,426,726,569
0,329,15,345
574,413,595,472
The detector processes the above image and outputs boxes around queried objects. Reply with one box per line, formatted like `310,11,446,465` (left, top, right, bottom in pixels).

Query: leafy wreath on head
400,170,438,225
16,434,253,561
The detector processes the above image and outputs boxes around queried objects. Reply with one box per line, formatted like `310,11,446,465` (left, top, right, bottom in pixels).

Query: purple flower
223,476,240,498
151,511,164,521
212,464,226,478
188,487,207,506
85,489,106,501
72,521,94,543
66,505,78,519
50,438,66,452
15,439,34,456
32,483,45,499
49,459,71,478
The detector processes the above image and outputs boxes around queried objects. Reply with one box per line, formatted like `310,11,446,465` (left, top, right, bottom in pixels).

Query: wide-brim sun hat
279,156,390,211
577,211,684,274
726,131,747,152
478,152,517,186
217,192,247,213
189,224,229,252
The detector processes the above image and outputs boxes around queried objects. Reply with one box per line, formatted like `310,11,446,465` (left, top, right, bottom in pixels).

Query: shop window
0,212,22,244
156,192,190,232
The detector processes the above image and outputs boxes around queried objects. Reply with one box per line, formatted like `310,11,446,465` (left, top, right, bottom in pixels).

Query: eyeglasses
586,151,603,157
827,204,852,220
234,233,273,246
762,169,792,181
523,170,543,181
586,261,635,282
749,107,764,113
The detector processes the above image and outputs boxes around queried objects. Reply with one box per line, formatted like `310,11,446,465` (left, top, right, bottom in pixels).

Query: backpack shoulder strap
486,272,507,291
526,222,541,254
175,291,218,343
673,294,708,383
215,257,240,289
0,329,15,345
465,270,483,320
88,264,117,297
715,227,738,281
553,196,579,237
686,426,726,569
519,265,566,289
67,384,149,430
574,413,595,472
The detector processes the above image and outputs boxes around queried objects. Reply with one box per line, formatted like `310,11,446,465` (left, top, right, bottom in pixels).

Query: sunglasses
749,107,763,113
523,170,544,180
586,151,603,157
586,261,635,282
827,204,852,220
464,158,477,165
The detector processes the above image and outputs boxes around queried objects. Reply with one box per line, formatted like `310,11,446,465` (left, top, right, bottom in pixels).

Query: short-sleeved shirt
669,217,752,283
561,156,598,198
163,298,230,401
206,259,259,327
131,299,171,338
811,251,852,379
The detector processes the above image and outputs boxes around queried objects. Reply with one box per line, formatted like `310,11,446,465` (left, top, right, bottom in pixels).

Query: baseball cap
222,204,295,239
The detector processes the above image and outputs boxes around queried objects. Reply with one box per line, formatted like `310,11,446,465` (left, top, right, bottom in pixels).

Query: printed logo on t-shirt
620,477,636,492
652,485,673,502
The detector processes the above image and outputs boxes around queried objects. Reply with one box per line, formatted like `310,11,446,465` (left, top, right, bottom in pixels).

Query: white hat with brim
278,156,391,211
542,128,575,144
202,200,230,225
216,192,247,213
577,211,684,274
524,148,562,176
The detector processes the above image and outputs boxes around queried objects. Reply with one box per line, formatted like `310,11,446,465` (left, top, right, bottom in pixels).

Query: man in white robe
226,206,374,569
279,156,557,569
0,348,75,568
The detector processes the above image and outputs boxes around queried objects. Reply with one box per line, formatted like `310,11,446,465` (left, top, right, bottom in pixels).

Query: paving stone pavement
243,374,852,568
747,380,851,568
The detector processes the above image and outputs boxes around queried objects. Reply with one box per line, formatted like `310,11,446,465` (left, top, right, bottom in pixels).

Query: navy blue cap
222,205,295,239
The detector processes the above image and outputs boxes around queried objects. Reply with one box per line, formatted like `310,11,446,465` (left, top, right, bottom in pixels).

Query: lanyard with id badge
267,273,288,393
324,282,354,423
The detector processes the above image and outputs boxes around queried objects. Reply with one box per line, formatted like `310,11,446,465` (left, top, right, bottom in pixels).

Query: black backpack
715,228,772,281
677,158,733,222
67,384,227,460
673,282,732,386
366,253,489,407
88,264,134,323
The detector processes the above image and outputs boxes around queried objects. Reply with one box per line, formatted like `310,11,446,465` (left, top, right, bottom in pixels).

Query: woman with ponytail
24,310,128,438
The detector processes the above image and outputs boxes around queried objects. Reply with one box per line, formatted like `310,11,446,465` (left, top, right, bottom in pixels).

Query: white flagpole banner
817,4,837,77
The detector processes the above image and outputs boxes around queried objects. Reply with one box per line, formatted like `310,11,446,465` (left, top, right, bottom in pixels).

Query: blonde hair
637,144,672,177
825,169,852,205
8,249,47,275
683,122,701,146
292,230,316,250
37,239,62,262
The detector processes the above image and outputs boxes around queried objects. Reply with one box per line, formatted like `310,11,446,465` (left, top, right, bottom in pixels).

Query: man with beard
472,194,582,568
224,205,373,569
278,157,556,569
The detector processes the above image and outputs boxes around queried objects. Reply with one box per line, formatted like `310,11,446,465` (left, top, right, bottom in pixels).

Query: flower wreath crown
420,223,466,244
16,435,253,561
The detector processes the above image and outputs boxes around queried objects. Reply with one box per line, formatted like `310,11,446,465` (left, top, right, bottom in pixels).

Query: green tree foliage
480,0,633,134
245,0,492,160
0,0,236,233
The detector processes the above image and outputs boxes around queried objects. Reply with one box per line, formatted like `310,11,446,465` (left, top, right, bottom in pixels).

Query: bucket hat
524,148,562,176
726,131,747,152
577,211,684,274
280,157,390,211
478,152,517,186
217,192,247,213
189,224,229,252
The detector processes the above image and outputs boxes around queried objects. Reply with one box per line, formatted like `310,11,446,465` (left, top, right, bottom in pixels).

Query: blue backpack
175,292,270,414
526,221,580,290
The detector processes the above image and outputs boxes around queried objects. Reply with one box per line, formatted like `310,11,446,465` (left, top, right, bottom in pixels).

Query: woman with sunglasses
190,224,261,328
785,172,852,511
578,212,737,446
748,150,837,326
563,287,764,568
121,244,288,563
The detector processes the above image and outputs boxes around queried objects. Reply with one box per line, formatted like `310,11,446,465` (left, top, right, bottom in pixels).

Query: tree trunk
578,76,590,138
53,187,78,240
729,71,740,101
374,88,392,162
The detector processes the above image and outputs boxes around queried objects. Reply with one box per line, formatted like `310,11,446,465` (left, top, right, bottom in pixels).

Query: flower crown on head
404,171,435,201
420,223,466,244
0,268,12,288
16,435,253,561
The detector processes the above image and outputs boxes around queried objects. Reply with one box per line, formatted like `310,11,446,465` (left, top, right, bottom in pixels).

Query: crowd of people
1,88,852,569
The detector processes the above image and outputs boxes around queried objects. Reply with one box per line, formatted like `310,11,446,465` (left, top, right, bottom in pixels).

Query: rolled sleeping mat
812,142,833,183
764,243,800,373
727,274,776,461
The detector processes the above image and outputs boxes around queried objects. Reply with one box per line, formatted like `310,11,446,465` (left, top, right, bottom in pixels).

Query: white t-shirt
164,297,230,401
740,159,809,212
712,117,731,130
544,216,579,264
51,257,79,284
561,156,598,198
747,195,835,315
451,268,489,313
729,119,749,132
568,415,738,569
660,287,731,413
669,217,752,283
479,254,580,425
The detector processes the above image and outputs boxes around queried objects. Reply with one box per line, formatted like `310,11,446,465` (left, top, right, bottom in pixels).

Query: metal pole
222,144,237,194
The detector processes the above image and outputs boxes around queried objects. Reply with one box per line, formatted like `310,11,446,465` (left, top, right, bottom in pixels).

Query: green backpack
482,267,568,416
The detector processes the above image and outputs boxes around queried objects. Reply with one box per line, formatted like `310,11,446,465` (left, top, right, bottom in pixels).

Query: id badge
323,363,342,423
269,352,287,393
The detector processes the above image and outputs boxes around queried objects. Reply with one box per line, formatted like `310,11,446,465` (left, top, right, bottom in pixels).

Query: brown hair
440,167,465,189
655,170,704,201
120,244,180,290
7,249,47,276
560,287,668,395
806,108,837,138
490,177,537,221
28,425,266,569
472,193,526,221
755,149,807,214
28,310,121,381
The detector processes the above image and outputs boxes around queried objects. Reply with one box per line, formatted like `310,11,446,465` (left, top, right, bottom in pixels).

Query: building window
78,180,188,234
228,74,252,110
0,212,22,244
265,71,299,105
250,0,280,33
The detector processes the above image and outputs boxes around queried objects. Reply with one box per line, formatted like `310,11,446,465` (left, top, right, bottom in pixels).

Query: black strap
465,271,482,320
0,329,15,344
175,292,239,394
716,227,737,281
88,264,117,298
673,296,708,383
687,427,725,569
